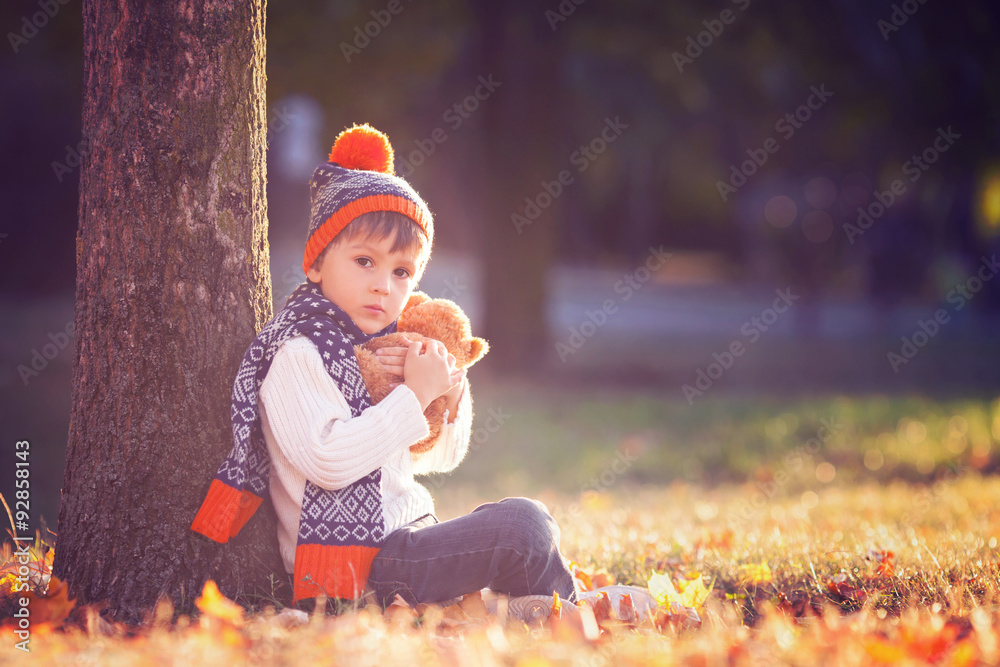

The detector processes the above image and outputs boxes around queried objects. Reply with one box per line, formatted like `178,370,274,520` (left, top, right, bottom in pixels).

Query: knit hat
302,124,434,273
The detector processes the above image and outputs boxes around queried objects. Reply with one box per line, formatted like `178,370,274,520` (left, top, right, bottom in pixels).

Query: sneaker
578,585,657,623
506,594,581,625
579,585,701,627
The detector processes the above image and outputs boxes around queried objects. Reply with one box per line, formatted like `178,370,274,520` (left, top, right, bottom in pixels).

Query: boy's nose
371,272,391,294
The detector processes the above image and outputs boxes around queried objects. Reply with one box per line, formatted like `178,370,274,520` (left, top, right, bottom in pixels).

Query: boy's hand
374,337,412,378
377,337,457,379
401,340,464,411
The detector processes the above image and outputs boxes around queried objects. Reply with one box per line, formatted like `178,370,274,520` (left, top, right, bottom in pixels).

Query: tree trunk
471,0,561,374
53,0,280,623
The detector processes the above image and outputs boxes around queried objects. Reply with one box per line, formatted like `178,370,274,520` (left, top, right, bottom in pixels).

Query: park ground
2,384,1000,665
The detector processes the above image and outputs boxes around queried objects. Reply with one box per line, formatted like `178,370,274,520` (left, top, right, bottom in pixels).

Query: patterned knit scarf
191,281,395,602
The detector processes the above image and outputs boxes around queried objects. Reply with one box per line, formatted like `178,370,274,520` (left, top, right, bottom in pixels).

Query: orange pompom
328,124,395,174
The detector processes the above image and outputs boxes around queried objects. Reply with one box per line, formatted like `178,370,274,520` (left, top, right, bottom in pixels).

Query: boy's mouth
363,304,384,314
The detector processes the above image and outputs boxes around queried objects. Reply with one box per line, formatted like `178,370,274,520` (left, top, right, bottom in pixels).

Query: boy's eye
394,268,411,279
355,257,373,268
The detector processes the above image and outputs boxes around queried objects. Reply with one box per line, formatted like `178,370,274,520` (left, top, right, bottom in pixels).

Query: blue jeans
367,497,579,607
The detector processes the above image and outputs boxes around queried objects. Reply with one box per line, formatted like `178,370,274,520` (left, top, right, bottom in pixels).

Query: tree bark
471,0,561,374
53,0,279,623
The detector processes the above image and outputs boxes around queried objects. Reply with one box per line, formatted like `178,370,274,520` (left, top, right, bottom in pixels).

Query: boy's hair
310,210,431,279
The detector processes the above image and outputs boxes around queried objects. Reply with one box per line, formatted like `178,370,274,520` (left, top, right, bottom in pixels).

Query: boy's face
305,232,420,335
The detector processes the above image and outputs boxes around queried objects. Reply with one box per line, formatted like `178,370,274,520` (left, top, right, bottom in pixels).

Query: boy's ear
404,292,430,311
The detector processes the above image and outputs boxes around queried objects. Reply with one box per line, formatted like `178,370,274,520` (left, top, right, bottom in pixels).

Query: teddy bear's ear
404,292,431,311
467,337,490,365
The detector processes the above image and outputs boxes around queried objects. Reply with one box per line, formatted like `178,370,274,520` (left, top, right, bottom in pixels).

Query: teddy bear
355,293,489,453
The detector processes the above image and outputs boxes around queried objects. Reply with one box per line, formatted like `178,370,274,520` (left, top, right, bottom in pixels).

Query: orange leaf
591,571,616,588
384,593,418,628
868,549,895,577
571,563,593,592
590,590,613,623
26,576,76,629
195,579,244,626
865,637,906,663
550,601,601,642
695,528,733,550
949,639,980,667
459,590,489,622
900,623,960,661
619,593,636,623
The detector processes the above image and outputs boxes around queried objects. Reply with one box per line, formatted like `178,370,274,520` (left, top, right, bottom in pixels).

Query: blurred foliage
433,380,1000,496
4,1,1000,295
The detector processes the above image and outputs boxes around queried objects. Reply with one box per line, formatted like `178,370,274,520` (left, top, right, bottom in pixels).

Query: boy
192,124,654,624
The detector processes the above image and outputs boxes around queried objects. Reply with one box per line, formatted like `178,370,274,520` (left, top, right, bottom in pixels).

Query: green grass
431,381,1000,497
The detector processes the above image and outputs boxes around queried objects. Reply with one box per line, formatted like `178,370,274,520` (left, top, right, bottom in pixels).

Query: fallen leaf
738,562,772,585
459,590,489,622
648,571,680,608
619,593,635,623
865,637,906,663
591,571,616,589
676,573,713,609
27,575,76,629
550,591,562,620
867,549,895,577
570,561,593,592
195,579,244,626
590,590,613,623
654,601,702,631
549,599,600,642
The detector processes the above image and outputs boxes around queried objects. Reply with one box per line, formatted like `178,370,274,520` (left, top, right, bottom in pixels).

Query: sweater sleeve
259,336,431,491
410,379,473,476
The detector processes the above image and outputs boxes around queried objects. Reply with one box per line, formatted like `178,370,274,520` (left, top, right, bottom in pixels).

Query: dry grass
3,474,1000,665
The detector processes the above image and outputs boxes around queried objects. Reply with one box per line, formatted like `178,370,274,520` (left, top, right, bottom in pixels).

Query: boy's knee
499,497,559,547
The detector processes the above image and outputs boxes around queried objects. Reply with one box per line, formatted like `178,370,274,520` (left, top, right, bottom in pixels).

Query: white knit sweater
259,335,473,574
